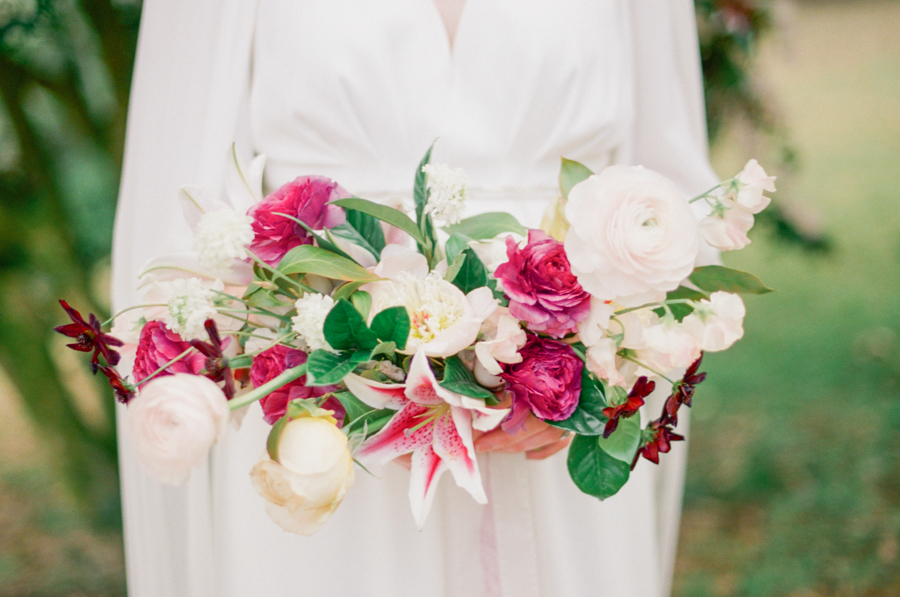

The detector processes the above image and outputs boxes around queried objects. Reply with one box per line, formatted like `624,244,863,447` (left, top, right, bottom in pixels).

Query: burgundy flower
499,335,582,430
55,300,123,372
133,321,206,383
663,353,707,425
633,421,684,467
248,176,349,266
190,320,236,399
98,365,136,404
250,345,343,425
602,376,655,439
494,229,591,338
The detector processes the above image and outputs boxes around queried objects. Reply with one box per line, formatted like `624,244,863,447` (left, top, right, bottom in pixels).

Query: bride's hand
474,413,572,460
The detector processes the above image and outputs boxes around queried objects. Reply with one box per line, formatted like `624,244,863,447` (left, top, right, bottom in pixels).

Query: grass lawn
674,2,900,596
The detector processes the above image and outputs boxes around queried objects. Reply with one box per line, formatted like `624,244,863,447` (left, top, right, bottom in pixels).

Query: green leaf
242,283,288,309
343,407,395,437
333,391,373,423
323,299,378,352
306,349,372,386
444,212,526,240
567,434,631,500
439,356,496,401
278,245,381,283
596,413,641,463
370,306,411,350
451,247,489,294
413,143,435,224
444,233,470,261
549,369,609,435
653,286,708,321
370,341,397,359
689,265,774,295
351,290,372,320
266,415,289,461
271,211,356,261
559,158,594,200
333,207,386,259
330,198,425,246
444,251,466,283
332,281,365,302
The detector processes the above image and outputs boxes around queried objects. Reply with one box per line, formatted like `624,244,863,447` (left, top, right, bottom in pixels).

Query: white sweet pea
577,298,617,347
194,208,255,271
735,159,776,213
127,374,230,484
585,337,627,387
700,203,755,251
565,165,700,301
291,294,335,353
367,245,497,357
251,415,355,536
639,319,702,372
422,163,468,225
682,291,746,351
468,232,524,273
475,309,526,375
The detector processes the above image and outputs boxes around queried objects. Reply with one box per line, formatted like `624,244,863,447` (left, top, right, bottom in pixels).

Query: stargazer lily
348,350,508,529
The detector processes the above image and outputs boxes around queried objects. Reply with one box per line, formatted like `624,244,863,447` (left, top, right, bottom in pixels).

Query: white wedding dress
111,1,719,595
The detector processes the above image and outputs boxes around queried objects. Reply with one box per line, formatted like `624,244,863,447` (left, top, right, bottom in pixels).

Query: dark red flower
250,345,342,425
55,300,123,372
98,365,136,404
602,376,655,438
662,353,707,426
189,320,236,399
633,421,684,467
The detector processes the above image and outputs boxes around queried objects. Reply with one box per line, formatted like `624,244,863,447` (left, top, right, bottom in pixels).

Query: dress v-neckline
427,0,474,59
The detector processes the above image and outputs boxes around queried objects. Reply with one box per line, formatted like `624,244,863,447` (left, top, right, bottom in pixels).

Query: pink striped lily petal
408,444,447,530
356,402,433,465
343,374,407,410
433,407,487,504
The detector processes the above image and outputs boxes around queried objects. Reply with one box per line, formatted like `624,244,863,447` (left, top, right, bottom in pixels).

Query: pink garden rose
250,345,343,425
248,176,349,266
494,229,591,338
499,335,582,430
133,321,206,383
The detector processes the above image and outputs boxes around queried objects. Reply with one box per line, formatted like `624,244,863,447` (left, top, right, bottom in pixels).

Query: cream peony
682,291,746,352
251,417,355,535
127,373,230,484
564,165,700,301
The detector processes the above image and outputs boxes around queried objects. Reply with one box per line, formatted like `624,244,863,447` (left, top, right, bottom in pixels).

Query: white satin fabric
112,1,719,595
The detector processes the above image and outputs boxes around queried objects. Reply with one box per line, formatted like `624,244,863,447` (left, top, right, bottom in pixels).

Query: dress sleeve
628,3,718,595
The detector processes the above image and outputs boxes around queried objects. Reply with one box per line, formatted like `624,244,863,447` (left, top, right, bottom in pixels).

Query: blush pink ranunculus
132,321,206,383
494,229,591,338
499,335,583,430
247,176,349,266
250,345,343,425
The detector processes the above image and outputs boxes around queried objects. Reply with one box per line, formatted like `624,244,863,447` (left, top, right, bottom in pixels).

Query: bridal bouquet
56,145,773,534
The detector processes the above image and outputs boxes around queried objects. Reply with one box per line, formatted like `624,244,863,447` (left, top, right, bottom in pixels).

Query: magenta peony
133,320,206,383
494,229,591,338
499,335,582,430
247,176,349,266
250,345,343,425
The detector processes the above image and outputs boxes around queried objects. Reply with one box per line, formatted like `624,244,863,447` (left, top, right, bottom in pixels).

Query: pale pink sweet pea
351,351,507,529
475,308,527,376
576,298,616,347
700,204,755,251
127,373,230,484
639,321,702,372
682,291,746,351
735,159,776,213
585,337,627,387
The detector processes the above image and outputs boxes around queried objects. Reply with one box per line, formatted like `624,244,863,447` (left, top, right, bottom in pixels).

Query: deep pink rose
494,229,591,338
133,321,206,383
248,176,349,266
499,335,582,430
250,345,344,425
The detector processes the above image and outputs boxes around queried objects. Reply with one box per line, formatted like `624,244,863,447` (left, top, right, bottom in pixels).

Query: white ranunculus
564,165,700,301
699,204,755,251
194,208,255,271
735,159,776,213
585,337,627,387
291,294,335,353
682,291,746,352
422,163,468,225
250,417,355,535
127,374,229,484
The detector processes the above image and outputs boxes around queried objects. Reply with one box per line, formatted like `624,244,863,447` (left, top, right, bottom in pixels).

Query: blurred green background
0,0,897,595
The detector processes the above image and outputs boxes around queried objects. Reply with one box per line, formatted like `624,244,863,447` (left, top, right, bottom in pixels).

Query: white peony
682,291,746,352
564,165,700,301
291,294,335,352
127,374,230,484
251,416,355,536
194,208,255,271
735,159,776,213
422,163,468,225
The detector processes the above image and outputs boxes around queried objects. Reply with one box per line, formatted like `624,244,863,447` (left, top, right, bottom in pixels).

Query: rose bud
251,408,355,535
127,373,230,484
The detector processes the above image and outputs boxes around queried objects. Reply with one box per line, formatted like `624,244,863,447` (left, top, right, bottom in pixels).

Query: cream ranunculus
682,291,746,352
127,373,230,484
564,165,700,301
251,416,355,535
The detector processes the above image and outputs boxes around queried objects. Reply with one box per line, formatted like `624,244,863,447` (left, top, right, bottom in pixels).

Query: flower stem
689,181,728,204
228,363,308,410
620,355,677,386
246,249,317,295
614,299,695,316
101,303,167,328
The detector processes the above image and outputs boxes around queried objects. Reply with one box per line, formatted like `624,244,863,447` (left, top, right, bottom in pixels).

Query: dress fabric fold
112,1,719,595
